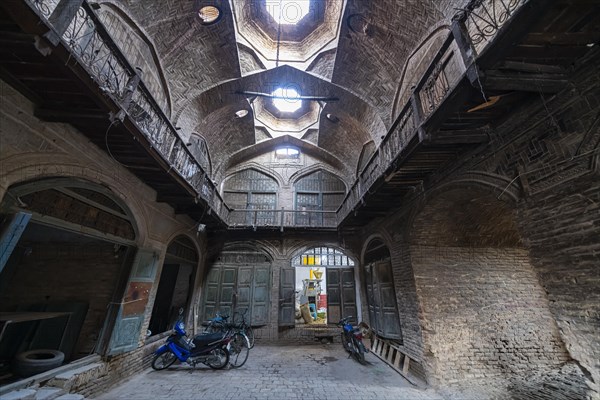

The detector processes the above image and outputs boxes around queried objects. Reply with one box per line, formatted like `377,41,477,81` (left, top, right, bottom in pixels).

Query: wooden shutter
107,249,158,355
252,266,270,325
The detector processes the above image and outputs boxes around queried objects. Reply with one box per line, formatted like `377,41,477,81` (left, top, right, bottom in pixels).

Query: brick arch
411,187,522,248
0,154,150,246
408,185,568,384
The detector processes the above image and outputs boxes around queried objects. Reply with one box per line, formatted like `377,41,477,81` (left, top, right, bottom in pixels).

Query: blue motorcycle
152,314,231,370
338,316,368,365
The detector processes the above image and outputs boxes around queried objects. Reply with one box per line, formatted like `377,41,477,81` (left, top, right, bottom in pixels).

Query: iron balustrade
227,209,338,230
457,0,529,56
24,0,229,221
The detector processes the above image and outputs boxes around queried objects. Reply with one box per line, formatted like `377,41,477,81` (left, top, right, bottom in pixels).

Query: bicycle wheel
207,346,229,370
152,351,177,370
228,333,250,368
245,326,255,349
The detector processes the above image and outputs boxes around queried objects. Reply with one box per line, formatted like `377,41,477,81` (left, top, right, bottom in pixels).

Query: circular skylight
272,88,302,113
266,0,311,25
198,6,221,25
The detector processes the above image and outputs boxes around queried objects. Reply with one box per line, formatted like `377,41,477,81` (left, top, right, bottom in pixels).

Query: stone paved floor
97,344,444,400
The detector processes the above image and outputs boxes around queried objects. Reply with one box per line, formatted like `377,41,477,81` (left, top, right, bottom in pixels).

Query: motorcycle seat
193,332,225,345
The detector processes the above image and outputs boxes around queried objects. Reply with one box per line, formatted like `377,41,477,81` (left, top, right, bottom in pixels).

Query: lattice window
294,170,345,213
292,247,355,267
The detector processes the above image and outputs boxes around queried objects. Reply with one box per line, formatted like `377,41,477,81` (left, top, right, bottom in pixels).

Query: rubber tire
245,327,255,349
207,346,229,370
341,333,352,352
13,349,64,377
228,333,250,368
353,340,367,365
152,351,177,370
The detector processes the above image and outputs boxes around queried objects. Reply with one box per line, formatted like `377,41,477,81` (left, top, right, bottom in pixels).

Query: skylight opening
266,0,311,25
275,147,300,159
272,87,302,113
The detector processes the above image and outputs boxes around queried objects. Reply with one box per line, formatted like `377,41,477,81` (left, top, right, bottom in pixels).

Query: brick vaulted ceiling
102,0,453,180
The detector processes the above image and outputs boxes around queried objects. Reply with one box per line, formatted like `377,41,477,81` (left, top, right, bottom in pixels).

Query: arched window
294,170,345,226
223,169,278,225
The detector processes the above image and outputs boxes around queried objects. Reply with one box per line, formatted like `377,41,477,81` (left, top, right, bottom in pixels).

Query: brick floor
96,344,443,400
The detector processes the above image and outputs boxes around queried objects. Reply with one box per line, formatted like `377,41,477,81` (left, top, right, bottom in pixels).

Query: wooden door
279,266,295,326
327,268,357,324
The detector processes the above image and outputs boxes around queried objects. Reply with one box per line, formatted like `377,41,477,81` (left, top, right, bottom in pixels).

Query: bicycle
203,311,252,368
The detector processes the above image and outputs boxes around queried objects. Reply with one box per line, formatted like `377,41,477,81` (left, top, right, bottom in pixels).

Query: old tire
13,349,65,377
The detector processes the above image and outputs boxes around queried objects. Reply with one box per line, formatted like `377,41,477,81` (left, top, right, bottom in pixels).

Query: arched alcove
409,187,568,383
280,246,357,326
148,236,199,336
0,178,139,363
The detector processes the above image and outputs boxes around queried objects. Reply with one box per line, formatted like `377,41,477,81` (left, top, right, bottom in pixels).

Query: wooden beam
34,107,107,122
483,70,569,93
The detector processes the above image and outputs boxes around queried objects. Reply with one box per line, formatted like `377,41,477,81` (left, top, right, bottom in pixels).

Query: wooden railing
25,0,230,221
23,0,527,229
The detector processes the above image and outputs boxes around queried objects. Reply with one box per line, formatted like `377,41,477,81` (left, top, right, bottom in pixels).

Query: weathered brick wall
0,241,125,357
410,245,569,383
518,177,600,387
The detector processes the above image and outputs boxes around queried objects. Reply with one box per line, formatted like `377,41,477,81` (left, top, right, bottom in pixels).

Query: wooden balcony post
44,0,85,46
410,93,429,143
451,19,475,67
280,207,285,232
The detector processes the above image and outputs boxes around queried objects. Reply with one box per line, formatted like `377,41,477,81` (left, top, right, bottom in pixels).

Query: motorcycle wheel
341,333,352,352
206,346,229,370
152,351,177,370
353,340,367,365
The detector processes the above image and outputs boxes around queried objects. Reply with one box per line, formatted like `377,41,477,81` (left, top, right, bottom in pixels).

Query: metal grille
292,247,355,267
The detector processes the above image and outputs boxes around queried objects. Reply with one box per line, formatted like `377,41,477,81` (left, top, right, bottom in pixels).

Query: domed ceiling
103,0,453,182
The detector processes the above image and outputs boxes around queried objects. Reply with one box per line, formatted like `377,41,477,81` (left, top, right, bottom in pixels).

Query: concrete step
35,387,66,400
55,395,85,400
48,363,104,392
2,389,37,400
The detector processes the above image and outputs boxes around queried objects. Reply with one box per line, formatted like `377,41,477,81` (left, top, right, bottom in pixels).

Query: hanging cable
276,0,283,67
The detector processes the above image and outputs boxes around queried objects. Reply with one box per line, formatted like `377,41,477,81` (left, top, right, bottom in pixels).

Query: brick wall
0,237,125,357
411,245,568,383
518,177,600,386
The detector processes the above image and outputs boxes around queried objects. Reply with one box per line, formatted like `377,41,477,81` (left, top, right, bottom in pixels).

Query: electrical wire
105,120,136,169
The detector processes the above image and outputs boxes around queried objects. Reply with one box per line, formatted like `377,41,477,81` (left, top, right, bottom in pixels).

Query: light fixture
198,5,221,25
236,109,249,118
326,113,339,123
272,88,302,113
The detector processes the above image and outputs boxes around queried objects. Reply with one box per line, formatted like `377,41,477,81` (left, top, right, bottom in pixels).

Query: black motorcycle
337,316,368,365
